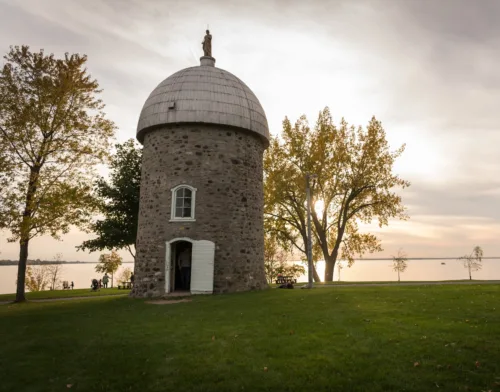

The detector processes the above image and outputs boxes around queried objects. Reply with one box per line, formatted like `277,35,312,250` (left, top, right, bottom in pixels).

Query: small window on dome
170,185,197,222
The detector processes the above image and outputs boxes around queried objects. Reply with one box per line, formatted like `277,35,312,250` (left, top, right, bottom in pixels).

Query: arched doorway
165,238,215,294
170,240,192,292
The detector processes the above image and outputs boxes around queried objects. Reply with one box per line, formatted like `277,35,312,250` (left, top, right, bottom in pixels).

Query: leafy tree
264,233,292,284
264,108,409,282
276,263,306,281
116,266,132,285
95,250,122,287
264,233,284,284
391,249,408,282
24,265,50,292
0,46,115,302
78,139,141,260
0,139,14,223
264,233,306,283
458,246,483,280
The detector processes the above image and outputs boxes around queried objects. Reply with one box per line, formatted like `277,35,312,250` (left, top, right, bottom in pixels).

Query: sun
314,199,325,216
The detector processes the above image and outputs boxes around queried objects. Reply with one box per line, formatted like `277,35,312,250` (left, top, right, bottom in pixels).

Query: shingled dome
136,56,269,144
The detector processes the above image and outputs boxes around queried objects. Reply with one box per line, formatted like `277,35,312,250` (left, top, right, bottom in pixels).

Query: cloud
403,182,500,219
0,0,499,261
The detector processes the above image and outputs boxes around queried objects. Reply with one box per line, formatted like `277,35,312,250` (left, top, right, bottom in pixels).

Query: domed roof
137,57,269,144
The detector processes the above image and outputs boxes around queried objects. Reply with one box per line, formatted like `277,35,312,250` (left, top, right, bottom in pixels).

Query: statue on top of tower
202,30,212,57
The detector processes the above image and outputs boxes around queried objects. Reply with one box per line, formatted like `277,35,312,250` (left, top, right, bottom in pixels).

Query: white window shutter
191,240,215,294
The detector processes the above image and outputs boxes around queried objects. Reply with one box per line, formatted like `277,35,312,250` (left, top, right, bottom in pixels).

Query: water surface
1,259,498,294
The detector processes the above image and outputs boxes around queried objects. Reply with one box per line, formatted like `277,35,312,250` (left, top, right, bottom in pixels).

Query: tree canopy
264,233,305,284
264,107,410,282
0,45,116,301
78,139,142,259
95,250,122,288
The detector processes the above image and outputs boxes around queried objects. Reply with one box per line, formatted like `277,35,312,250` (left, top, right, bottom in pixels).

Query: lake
1,259,499,294
0,262,135,294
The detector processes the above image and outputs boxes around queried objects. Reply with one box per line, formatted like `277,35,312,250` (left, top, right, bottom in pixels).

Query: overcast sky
1,0,499,262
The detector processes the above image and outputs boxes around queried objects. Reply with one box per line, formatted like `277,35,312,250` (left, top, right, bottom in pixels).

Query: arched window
170,185,197,222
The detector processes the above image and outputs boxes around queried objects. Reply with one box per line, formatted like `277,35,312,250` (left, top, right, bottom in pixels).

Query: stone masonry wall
131,124,268,297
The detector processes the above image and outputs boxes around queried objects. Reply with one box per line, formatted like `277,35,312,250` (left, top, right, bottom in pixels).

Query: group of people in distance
90,272,135,291
62,281,74,290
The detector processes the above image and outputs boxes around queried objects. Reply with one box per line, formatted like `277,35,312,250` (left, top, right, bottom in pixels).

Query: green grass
0,287,130,301
1,285,499,392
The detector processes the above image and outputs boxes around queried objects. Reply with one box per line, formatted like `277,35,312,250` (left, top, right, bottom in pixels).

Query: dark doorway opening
171,241,192,291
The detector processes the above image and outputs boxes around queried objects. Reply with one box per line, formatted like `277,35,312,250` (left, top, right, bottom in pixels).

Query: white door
165,244,172,293
191,240,215,294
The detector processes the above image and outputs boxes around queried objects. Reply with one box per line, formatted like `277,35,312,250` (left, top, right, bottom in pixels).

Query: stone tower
131,51,270,297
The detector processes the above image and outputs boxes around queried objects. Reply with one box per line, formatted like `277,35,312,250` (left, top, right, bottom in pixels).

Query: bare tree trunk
323,225,345,282
398,270,400,282
325,254,336,282
16,240,29,302
313,264,321,282
16,166,40,302
469,266,472,280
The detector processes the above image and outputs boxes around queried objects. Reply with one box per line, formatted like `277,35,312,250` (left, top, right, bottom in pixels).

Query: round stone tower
132,52,269,297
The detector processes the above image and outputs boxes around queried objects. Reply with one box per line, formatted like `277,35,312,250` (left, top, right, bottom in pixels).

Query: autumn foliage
0,46,116,301
264,108,409,281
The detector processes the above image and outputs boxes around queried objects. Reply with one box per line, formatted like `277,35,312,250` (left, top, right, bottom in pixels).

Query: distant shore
0,261,134,266
1,257,499,266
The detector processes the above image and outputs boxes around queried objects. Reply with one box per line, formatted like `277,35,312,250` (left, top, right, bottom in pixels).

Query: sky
0,0,499,262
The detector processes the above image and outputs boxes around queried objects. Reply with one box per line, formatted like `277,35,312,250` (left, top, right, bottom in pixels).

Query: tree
0,46,116,302
24,265,50,292
264,108,409,282
47,253,64,290
116,266,132,285
458,246,483,280
276,263,306,281
0,138,14,226
264,233,288,284
264,233,286,283
78,139,142,260
264,233,306,283
391,249,408,282
95,250,122,287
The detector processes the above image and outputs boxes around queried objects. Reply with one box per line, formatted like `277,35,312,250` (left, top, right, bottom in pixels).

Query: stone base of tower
130,124,268,298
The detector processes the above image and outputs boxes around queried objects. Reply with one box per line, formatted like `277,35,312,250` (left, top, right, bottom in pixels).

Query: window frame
170,184,197,222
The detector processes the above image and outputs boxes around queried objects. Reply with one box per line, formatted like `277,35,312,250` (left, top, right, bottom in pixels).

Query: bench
275,276,297,285
118,281,133,289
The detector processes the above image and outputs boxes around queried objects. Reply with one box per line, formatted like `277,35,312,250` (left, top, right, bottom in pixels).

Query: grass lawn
0,288,130,301
271,279,500,287
0,285,499,392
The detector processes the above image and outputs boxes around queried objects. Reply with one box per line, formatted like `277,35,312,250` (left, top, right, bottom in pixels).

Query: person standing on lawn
102,274,109,288
71,281,74,290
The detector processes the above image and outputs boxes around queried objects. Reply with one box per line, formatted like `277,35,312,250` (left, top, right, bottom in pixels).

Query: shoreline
0,261,135,266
